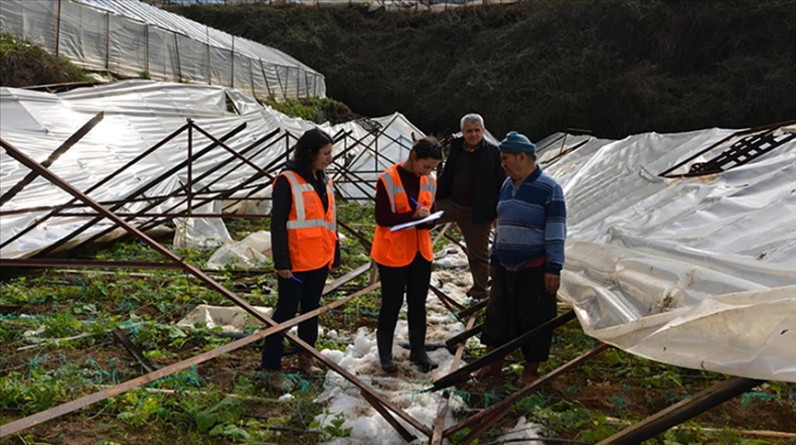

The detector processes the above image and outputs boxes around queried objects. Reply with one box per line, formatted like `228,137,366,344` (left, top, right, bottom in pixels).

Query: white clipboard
389,210,444,232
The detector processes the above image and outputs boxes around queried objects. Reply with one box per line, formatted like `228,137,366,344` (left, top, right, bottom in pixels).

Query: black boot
408,321,437,372
409,349,438,372
377,328,397,373
380,356,397,373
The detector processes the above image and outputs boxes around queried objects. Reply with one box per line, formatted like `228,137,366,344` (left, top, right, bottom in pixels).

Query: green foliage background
0,33,88,87
174,0,796,140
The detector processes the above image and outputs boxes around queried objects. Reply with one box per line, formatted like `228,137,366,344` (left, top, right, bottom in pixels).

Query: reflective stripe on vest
281,170,337,272
370,163,435,267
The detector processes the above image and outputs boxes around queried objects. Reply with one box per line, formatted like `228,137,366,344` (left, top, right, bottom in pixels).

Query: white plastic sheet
205,231,272,270
0,81,420,258
542,127,796,382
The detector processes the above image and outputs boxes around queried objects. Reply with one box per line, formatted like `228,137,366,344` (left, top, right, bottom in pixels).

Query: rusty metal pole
597,377,765,445
0,138,430,438
0,112,103,206
429,310,577,392
0,282,380,438
447,343,611,442
431,312,478,445
1,116,191,251
38,123,247,253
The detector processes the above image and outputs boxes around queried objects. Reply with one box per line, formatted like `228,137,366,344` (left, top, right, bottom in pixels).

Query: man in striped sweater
477,131,567,385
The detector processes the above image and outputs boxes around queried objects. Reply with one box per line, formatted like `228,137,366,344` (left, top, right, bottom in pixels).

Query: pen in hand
410,197,425,209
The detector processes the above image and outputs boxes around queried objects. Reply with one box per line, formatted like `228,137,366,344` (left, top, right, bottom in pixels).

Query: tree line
175,0,796,140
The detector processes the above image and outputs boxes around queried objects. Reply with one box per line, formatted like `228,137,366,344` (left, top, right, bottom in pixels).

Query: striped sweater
492,166,566,274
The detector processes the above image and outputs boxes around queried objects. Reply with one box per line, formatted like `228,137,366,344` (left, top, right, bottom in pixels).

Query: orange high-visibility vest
371,163,436,267
281,170,337,272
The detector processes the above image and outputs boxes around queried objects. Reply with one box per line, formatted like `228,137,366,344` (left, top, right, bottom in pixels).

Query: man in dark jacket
436,113,505,300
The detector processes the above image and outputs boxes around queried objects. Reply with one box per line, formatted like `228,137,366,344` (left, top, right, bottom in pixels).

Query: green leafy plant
311,410,352,439
0,368,68,414
116,390,167,426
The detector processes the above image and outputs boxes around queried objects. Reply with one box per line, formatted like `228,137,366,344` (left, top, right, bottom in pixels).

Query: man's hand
545,273,560,295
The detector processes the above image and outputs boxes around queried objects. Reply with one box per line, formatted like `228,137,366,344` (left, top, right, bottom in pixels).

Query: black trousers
261,265,328,370
480,266,557,362
376,253,432,360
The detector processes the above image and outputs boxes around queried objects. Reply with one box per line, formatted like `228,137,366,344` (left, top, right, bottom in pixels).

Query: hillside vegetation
0,33,88,87
175,0,796,140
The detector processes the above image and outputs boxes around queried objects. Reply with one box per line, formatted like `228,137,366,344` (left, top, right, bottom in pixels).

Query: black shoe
409,351,438,372
380,358,397,373
466,290,488,301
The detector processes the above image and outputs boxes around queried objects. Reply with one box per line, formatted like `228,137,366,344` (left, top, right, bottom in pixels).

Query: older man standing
436,113,505,300
478,131,566,384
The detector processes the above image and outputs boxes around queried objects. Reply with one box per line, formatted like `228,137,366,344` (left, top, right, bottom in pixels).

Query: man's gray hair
460,113,484,130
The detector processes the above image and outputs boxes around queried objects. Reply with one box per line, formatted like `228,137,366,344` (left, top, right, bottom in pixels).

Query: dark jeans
436,199,492,299
480,266,557,362
376,253,432,360
261,265,329,370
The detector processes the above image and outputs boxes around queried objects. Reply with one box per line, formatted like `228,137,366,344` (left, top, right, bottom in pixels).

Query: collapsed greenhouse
1,79,794,442
1,0,795,442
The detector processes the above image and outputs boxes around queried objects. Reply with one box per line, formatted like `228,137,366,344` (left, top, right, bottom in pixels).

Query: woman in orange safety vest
262,128,339,391
371,137,443,373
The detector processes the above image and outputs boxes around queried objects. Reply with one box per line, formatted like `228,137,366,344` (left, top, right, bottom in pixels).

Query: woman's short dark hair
412,136,443,160
292,128,333,174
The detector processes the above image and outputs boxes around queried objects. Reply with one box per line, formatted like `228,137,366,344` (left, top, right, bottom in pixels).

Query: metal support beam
429,310,576,392
597,377,765,445
0,139,430,438
431,312,478,445
0,281,380,438
0,112,103,206
447,343,611,442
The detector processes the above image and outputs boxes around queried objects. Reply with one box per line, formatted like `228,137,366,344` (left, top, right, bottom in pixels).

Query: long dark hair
291,128,333,176
412,136,444,160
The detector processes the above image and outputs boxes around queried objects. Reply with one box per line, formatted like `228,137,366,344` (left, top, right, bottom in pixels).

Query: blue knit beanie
499,131,536,153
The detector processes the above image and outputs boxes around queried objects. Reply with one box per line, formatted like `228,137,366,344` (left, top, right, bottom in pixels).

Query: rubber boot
409,327,438,372
377,328,397,373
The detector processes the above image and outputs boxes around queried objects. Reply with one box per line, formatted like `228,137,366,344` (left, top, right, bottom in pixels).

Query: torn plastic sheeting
176,304,273,334
205,230,272,270
1,81,421,259
548,125,796,382
172,201,231,249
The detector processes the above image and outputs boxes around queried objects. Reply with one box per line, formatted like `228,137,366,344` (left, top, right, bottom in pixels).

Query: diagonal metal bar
444,323,483,351
0,140,430,438
428,310,576,392
428,284,465,314
39,122,247,254
0,281,380,438
132,126,282,234
453,343,611,443
0,120,191,250
431,312,478,445
112,328,155,373
597,376,765,445
321,262,373,295
458,298,489,318
0,112,104,206
220,131,296,213
360,390,416,442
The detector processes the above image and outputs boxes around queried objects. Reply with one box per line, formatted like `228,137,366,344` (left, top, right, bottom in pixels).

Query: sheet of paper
389,210,444,232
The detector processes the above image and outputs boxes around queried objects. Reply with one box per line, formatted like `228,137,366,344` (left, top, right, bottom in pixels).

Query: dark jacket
436,137,504,223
